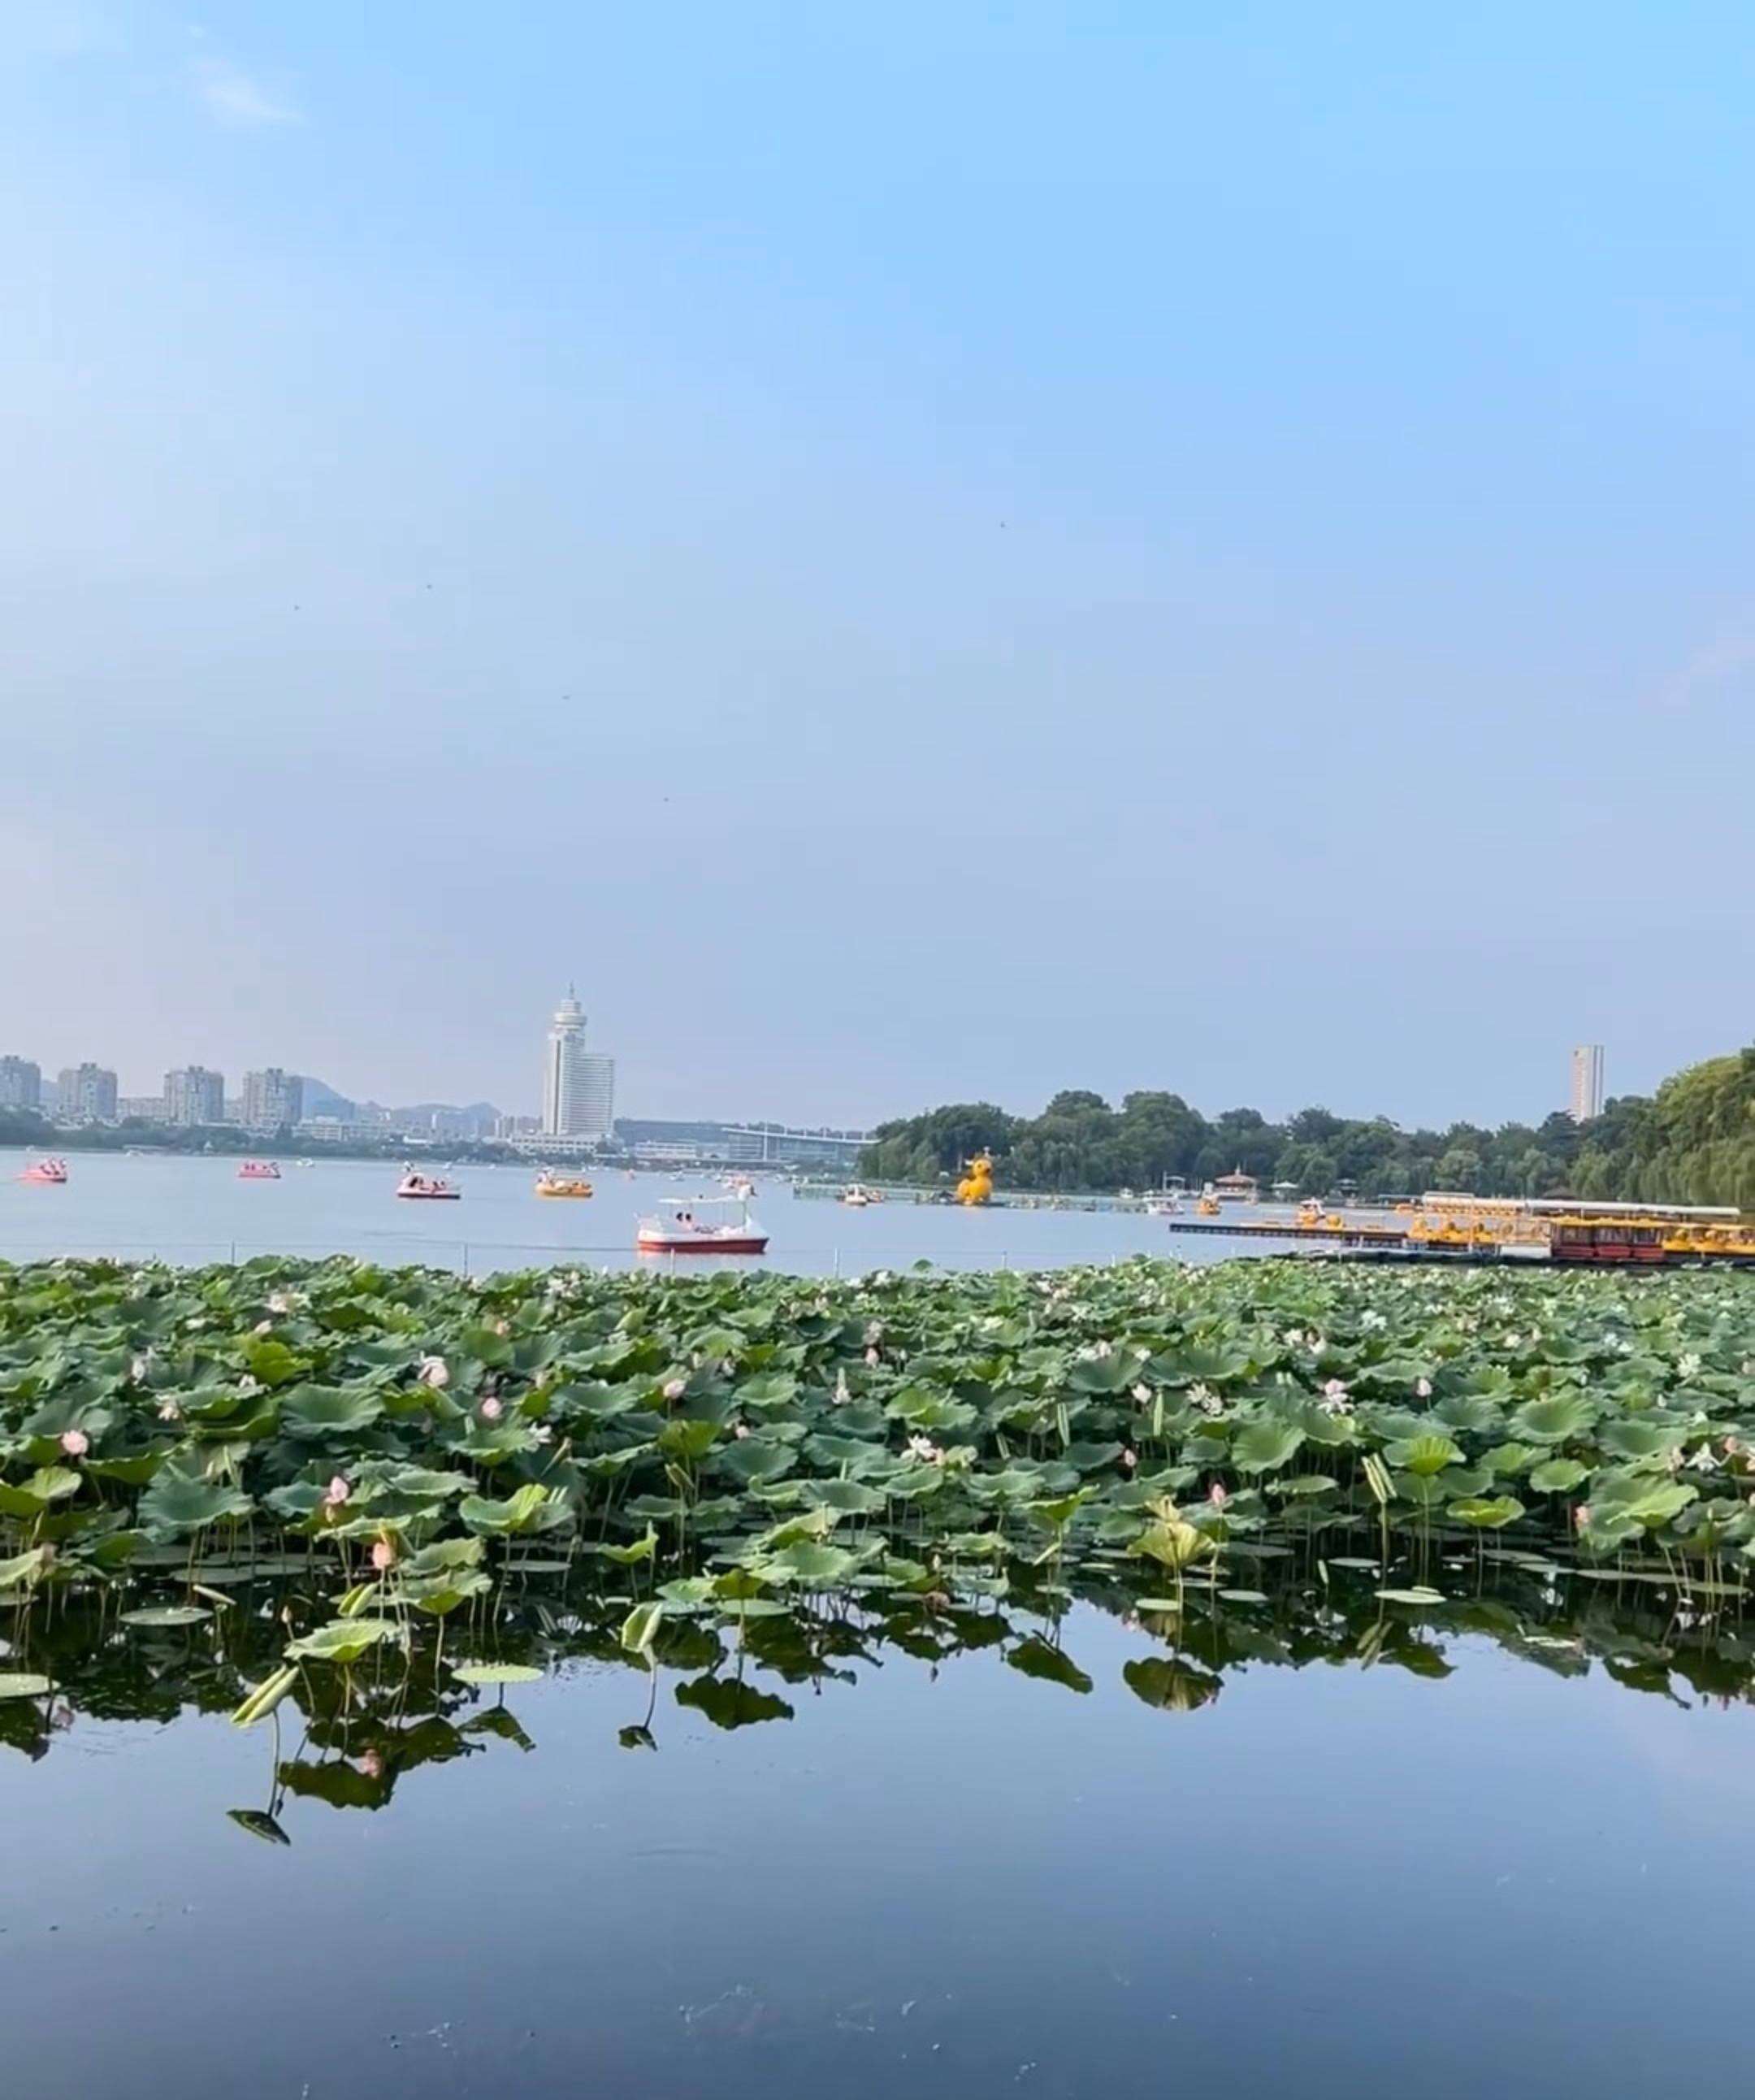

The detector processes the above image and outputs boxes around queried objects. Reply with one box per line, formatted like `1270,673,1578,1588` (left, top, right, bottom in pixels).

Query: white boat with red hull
637,1195,768,1257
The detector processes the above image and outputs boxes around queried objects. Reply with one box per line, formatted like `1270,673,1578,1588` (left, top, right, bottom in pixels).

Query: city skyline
0,1025,1633,1139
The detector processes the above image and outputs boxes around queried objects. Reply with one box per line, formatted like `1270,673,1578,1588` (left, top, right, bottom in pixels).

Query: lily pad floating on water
119,1605,212,1628
1376,1587,1448,1607
452,1662,544,1687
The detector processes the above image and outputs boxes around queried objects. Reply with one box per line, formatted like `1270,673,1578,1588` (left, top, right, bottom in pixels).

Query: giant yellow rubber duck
956,1151,994,1205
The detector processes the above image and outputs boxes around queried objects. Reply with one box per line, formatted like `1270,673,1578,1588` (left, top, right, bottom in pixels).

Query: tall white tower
1569,1044,1605,1123
542,989,587,1137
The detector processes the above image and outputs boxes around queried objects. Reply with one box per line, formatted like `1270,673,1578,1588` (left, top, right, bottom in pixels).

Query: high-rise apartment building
58,1063,119,1123
0,1057,42,1112
163,1065,226,1127
572,1052,616,1140
241,1068,303,1131
1569,1044,1606,1123
541,989,617,1142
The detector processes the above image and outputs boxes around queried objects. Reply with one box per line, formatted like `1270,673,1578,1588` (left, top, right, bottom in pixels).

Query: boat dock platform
1164,1218,1410,1249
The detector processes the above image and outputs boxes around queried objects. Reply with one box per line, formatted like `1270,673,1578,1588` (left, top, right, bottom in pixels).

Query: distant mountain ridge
295,1080,502,1130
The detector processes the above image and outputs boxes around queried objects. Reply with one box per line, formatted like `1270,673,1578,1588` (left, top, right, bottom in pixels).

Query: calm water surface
2,1571,1749,2099
0,1152,1246,1273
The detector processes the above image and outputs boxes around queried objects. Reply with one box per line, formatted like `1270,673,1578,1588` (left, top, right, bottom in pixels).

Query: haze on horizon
4,2,1752,1133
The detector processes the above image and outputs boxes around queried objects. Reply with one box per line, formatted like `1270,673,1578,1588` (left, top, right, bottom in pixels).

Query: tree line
858,1048,1755,1208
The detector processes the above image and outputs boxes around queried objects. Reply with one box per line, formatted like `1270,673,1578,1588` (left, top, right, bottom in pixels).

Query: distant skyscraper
163,1066,226,1127
1569,1044,1605,1123
58,1063,119,1123
241,1068,303,1131
0,1057,42,1112
574,1052,616,1140
541,989,617,1141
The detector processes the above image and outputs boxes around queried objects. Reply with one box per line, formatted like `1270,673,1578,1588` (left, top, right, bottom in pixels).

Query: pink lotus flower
59,1429,89,1458
662,1378,686,1402
479,1396,504,1422
323,1475,350,1508
266,1291,293,1316
1121,1447,1138,1470
418,1356,450,1389
1574,1504,1591,1527
1415,1377,1432,1399
370,1538,396,1572
1323,1378,1348,1400
360,1750,384,1780
1725,1436,1741,1456
1208,1482,1228,1508
1132,1382,1152,1404
734,1422,752,1439
864,1347,881,1367
157,1399,181,1422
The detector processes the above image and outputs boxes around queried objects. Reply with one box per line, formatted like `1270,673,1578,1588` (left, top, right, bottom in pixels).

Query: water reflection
6,1552,1753,1828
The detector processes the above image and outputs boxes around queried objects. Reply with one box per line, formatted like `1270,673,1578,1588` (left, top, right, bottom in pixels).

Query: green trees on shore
860,1048,1755,1204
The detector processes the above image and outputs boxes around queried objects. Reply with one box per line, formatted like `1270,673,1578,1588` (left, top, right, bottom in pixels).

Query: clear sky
5,2,1752,1129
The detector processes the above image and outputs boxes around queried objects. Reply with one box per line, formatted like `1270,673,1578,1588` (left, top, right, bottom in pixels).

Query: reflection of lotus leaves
674,1674,795,1729
1122,1657,1222,1712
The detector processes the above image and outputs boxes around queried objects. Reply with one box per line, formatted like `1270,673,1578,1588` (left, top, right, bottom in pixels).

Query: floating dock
1164,1217,1409,1249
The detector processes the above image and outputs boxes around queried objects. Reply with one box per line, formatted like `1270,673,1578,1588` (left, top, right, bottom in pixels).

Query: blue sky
4,2,1753,1127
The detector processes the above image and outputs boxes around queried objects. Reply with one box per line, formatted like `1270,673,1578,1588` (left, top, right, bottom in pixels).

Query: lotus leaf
137,1469,253,1536
1510,1393,1597,1445
459,1485,570,1537
1232,1421,1306,1473
620,1603,665,1654
761,1541,862,1587
1384,1434,1463,1478
279,1385,385,1437
284,1617,403,1663
1447,1495,1525,1529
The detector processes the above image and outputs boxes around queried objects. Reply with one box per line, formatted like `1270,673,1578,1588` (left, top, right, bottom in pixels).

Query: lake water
3,1560,1750,2098
0,1151,1250,1274
4,1178,1752,2096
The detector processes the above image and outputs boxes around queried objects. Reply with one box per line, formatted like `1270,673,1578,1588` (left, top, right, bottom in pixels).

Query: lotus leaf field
3,1255,1755,1685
